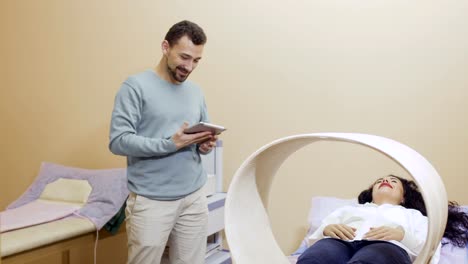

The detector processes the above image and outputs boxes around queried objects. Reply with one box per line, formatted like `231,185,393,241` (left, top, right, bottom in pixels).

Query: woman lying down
297,175,468,264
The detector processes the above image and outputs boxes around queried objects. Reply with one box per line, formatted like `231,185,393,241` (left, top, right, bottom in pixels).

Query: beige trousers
125,188,208,264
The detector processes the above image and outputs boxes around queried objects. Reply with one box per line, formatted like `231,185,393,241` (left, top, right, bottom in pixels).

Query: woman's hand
323,224,356,240
363,226,405,241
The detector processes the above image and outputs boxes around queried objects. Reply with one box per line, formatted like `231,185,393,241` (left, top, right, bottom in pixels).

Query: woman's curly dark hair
357,174,468,247
357,174,426,215
444,201,468,247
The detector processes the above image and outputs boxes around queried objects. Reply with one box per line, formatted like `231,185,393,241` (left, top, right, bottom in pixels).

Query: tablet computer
184,122,226,135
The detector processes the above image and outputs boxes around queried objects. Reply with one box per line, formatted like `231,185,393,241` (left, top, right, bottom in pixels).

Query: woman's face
371,176,405,205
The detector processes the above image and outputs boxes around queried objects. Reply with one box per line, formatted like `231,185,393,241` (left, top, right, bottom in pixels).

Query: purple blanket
7,162,129,230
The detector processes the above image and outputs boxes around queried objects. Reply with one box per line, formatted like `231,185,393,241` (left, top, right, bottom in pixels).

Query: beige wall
2,0,468,255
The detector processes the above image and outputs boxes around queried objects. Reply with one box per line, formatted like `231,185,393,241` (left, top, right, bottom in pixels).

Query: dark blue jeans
297,238,411,264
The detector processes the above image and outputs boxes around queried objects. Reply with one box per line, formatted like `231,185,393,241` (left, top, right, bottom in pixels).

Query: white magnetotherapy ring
225,133,447,264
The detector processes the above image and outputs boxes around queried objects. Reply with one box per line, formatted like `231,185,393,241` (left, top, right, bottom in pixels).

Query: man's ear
162,40,170,55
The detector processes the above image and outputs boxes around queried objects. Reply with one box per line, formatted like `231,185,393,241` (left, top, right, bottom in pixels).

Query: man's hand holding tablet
172,122,225,151
183,122,226,135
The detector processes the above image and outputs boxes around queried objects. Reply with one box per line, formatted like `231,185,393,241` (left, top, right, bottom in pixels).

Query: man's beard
168,65,190,83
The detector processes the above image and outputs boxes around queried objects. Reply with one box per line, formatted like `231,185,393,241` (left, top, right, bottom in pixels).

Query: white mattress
1,217,95,257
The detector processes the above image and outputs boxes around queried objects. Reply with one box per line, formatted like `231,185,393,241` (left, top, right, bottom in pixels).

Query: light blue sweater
109,69,210,200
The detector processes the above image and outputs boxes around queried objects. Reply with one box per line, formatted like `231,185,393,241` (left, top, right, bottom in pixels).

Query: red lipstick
379,182,393,189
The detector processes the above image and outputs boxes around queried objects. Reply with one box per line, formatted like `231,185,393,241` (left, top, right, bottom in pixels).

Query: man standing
109,20,217,264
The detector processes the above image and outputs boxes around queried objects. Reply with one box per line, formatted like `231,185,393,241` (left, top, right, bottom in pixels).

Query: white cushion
39,178,92,205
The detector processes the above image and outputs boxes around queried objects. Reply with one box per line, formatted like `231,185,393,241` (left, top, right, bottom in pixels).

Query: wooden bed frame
1,226,127,264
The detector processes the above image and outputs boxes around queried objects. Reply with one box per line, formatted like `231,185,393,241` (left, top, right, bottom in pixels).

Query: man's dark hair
165,20,207,46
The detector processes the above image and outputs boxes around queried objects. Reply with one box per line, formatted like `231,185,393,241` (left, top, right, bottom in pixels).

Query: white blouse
308,203,440,263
